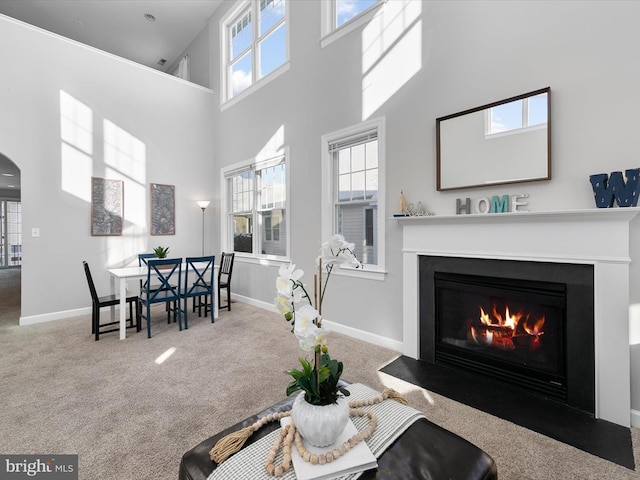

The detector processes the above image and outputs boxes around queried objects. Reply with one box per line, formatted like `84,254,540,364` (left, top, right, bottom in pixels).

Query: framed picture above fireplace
436,87,551,191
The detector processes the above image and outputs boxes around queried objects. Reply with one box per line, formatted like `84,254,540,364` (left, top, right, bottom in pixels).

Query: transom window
336,0,378,28
321,0,384,47
224,155,288,259
223,0,288,102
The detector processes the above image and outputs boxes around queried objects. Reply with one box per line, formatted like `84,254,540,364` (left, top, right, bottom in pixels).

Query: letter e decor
589,169,640,208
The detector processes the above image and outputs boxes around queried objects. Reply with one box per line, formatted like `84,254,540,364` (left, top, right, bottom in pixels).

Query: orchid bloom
274,294,293,316
293,305,326,351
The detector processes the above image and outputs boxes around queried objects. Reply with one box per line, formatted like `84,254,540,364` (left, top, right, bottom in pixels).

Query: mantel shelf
393,207,640,226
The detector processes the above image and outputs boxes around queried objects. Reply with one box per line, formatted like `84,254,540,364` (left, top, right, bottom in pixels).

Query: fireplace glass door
435,272,566,400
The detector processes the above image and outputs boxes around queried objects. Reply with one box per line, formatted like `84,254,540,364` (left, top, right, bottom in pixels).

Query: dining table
107,263,219,340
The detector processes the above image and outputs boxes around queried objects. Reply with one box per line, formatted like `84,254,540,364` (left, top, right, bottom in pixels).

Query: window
336,0,378,28
223,154,288,259
222,0,288,103
322,118,385,278
487,92,548,135
321,0,385,48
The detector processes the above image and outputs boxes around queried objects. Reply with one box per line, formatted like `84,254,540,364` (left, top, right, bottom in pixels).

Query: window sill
331,265,387,282
234,254,290,268
320,1,386,49
220,62,290,112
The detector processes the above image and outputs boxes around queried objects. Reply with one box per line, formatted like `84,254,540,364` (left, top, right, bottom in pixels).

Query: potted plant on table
153,246,169,258
274,234,362,447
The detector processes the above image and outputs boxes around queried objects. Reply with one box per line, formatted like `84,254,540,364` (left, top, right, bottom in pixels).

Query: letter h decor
589,169,640,208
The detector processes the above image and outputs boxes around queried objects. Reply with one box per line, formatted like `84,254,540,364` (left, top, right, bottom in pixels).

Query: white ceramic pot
292,392,350,447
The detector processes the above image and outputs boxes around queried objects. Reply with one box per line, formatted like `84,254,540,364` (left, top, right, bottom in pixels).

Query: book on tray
280,417,377,480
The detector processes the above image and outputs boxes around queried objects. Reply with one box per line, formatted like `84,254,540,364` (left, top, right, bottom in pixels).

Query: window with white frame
222,0,288,102
322,119,385,276
321,0,384,47
224,155,288,258
487,91,548,135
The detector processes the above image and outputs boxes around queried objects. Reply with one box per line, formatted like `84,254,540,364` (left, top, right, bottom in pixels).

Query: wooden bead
326,452,334,463
310,454,318,465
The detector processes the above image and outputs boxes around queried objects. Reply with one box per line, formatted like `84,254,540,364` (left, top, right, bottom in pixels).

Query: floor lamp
196,200,210,255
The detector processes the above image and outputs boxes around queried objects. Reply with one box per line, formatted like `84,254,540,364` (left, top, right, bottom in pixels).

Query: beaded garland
208,388,407,470
264,394,384,477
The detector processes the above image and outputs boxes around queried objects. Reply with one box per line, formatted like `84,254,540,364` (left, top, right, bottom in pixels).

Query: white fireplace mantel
399,208,640,427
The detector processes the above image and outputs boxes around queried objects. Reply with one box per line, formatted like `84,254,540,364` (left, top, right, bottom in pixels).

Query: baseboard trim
233,293,402,352
631,409,640,428
20,306,91,326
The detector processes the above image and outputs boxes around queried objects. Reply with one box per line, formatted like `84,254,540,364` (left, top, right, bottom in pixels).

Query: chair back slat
184,256,215,297
83,261,99,303
144,258,182,303
219,252,235,283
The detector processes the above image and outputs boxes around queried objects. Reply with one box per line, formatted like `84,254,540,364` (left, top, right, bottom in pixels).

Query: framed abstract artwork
150,183,175,235
91,177,123,236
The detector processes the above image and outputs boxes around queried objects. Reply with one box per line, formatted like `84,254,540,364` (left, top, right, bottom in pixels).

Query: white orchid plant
275,234,362,405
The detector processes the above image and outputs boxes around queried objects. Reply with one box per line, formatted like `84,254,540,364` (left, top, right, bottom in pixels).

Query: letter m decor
589,169,640,208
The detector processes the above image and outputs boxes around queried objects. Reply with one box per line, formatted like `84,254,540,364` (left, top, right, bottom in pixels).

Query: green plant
153,246,169,258
286,352,350,405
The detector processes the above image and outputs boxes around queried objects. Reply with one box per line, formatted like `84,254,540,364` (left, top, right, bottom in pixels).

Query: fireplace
420,255,595,414
399,209,638,428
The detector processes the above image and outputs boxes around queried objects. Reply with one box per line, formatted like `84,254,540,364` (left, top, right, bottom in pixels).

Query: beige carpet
0,269,639,479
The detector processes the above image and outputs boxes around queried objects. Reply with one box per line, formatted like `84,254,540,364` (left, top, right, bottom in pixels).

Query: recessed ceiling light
7,185,15,188
144,13,156,21
2,173,14,177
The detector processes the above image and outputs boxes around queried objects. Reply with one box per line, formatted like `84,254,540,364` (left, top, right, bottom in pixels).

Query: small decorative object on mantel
393,190,434,217
456,194,529,214
589,169,640,208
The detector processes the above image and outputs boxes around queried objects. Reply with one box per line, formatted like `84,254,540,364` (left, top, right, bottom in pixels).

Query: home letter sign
589,169,640,208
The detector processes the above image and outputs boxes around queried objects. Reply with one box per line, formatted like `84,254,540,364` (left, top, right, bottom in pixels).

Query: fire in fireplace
419,256,595,414
434,272,566,400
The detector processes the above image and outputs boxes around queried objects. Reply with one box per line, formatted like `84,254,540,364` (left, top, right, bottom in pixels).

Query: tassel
209,425,256,464
382,388,409,406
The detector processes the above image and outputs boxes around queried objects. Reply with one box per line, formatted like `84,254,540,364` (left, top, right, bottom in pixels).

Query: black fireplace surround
419,255,595,415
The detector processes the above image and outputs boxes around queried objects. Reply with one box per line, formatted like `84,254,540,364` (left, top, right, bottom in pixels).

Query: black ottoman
179,393,497,480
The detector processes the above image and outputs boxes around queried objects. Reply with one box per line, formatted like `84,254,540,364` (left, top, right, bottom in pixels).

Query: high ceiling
0,0,223,70
0,0,225,192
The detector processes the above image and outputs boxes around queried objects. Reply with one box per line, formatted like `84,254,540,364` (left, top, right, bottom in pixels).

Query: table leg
213,272,219,320
119,278,127,340
110,275,116,323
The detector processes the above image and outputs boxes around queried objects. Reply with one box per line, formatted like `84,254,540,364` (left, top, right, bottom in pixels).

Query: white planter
292,392,350,447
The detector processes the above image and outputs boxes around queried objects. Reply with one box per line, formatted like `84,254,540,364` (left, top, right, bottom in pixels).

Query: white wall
206,1,640,414
0,16,215,319
166,21,211,89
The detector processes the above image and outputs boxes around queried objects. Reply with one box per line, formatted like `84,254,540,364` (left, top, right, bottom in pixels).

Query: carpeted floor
1,269,639,479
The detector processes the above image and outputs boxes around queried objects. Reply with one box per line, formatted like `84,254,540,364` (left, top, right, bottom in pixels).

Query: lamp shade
197,200,210,209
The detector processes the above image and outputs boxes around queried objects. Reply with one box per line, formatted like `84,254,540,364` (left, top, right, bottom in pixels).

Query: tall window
223,0,288,101
322,118,385,276
0,200,21,267
224,155,287,258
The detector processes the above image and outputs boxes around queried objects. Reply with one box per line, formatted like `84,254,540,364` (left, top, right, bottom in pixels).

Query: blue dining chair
139,258,182,338
182,256,215,328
